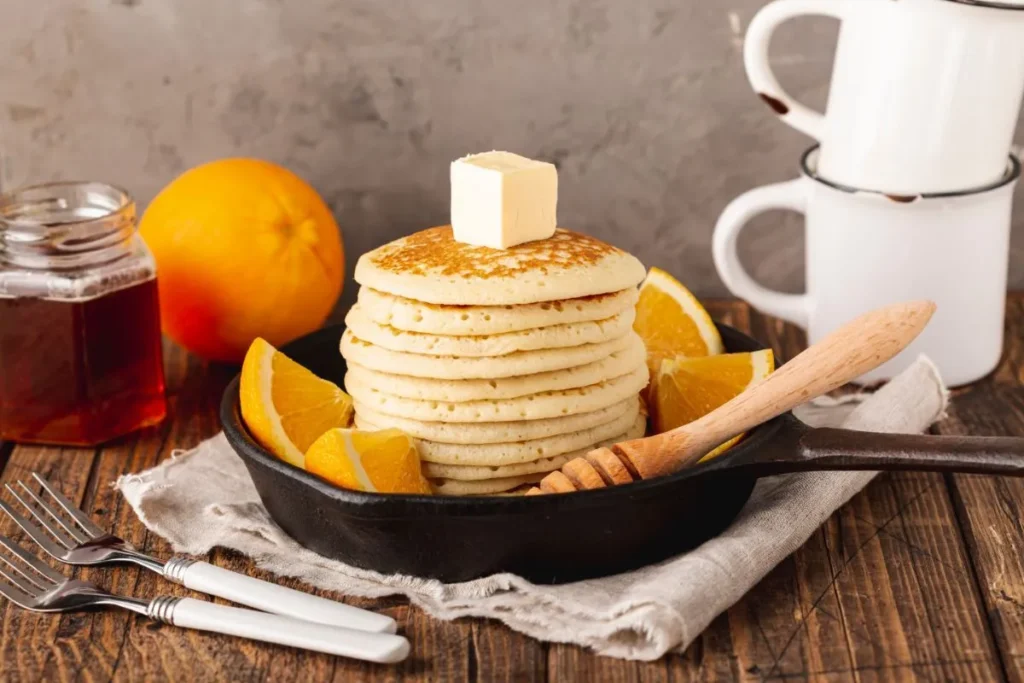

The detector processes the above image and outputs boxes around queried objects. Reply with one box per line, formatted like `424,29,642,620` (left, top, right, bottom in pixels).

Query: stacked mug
713,0,1024,386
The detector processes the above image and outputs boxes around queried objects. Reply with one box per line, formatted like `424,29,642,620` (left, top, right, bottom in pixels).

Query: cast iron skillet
221,324,1024,584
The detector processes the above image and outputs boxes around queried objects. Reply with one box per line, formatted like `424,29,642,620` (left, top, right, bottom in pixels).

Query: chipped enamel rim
800,145,1021,203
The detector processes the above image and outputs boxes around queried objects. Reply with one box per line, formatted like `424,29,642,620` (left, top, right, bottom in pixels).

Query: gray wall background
3,0,1023,318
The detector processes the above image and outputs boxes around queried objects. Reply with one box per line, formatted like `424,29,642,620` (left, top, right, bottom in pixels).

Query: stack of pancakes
341,226,648,495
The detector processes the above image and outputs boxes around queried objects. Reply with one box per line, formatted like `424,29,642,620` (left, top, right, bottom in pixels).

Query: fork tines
0,533,63,605
0,473,106,555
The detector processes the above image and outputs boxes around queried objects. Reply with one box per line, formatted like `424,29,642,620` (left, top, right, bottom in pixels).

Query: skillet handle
762,427,1024,476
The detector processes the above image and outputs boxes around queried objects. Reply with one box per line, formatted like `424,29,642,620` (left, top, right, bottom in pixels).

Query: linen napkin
116,355,947,661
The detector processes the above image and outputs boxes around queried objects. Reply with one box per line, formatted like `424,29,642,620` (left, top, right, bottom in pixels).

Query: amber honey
0,279,166,445
0,181,168,446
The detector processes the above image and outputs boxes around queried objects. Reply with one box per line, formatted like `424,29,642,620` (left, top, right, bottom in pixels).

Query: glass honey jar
0,182,167,446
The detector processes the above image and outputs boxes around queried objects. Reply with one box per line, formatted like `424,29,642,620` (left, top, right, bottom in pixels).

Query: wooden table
1,295,1023,682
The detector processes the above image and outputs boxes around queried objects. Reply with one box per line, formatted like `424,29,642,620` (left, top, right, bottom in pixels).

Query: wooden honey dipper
528,300,937,495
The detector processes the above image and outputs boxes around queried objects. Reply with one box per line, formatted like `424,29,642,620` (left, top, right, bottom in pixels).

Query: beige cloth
116,356,947,661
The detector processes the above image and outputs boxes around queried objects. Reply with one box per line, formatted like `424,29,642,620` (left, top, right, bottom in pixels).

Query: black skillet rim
220,323,783,516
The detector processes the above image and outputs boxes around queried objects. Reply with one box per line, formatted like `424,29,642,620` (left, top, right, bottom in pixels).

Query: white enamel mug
744,0,1024,195
713,147,1020,387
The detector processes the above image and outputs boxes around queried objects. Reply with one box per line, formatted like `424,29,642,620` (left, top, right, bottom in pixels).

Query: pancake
354,396,639,445
356,287,639,336
363,407,643,466
421,415,647,480
429,473,545,496
341,329,638,379
355,226,647,306
344,305,636,357
428,453,572,482
346,225,649,496
474,487,533,497
343,335,646,402
347,364,648,422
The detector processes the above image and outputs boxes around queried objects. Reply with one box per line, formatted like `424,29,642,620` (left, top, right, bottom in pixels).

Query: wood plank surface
687,304,1001,682
936,295,1024,683
719,306,863,682
0,298,1021,682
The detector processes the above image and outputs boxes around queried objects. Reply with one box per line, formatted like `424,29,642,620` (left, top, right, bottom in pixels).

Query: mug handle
743,0,858,140
712,178,810,328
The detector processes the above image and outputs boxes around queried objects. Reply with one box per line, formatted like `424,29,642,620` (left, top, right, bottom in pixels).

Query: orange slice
240,337,354,468
305,428,432,495
634,267,724,370
653,349,774,462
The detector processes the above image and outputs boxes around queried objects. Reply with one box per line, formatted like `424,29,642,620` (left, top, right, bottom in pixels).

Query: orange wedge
305,428,432,495
634,267,724,371
240,337,354,468
653,349,774,462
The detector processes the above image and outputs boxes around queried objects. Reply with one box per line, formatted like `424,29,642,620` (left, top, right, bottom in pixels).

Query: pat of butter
450,151,558,249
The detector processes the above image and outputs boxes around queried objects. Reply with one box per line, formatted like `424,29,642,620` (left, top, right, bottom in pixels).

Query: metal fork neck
92,593,152,617
124,551,165,574
56,582,178,621
58,535,168,574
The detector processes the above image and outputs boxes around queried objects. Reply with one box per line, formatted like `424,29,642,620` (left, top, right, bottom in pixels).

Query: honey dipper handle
619,300,937,479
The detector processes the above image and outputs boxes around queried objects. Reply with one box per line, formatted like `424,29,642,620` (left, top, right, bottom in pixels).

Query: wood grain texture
695,305,1000,682
816,470,1000,681
720,306,861,681
0,442,100,683
471,619,546,683
1,298,1022,682
936,295,1024,683
655,302,860,681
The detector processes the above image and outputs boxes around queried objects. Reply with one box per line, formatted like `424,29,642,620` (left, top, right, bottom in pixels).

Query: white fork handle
154,597,410,664
166,559,396,634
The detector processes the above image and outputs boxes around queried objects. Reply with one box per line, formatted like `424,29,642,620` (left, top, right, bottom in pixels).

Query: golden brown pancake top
367,227,620,280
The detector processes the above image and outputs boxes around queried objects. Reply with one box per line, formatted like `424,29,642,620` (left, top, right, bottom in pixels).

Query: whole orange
140,158,344,363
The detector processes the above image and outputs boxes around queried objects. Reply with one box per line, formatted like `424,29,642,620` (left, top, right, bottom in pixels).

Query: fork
0,473,396,634
0,532,409,663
